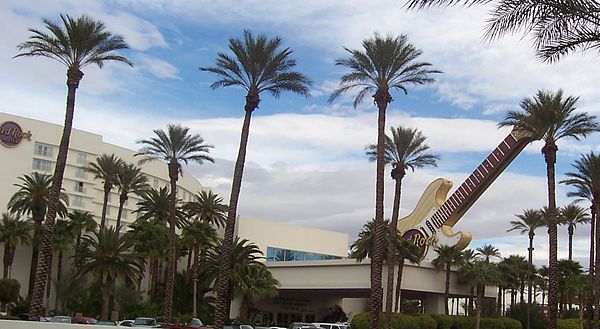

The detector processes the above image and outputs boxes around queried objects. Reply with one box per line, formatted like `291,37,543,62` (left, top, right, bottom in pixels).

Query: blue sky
2,0,600,266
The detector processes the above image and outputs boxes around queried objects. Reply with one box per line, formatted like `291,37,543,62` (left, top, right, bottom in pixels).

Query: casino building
0,112,495,321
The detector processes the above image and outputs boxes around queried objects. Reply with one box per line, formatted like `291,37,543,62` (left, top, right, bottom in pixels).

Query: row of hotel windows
265,247,342,262
34,143,88,164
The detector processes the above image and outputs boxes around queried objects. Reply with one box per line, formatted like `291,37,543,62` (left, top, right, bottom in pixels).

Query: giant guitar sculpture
397,128,537,262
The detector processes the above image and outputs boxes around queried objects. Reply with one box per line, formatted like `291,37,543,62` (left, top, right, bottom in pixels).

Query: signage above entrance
0,121,32,148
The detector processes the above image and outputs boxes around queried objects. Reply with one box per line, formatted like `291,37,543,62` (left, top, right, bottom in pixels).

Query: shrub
417,314,437,329
350,312,369,329
0,278,20,305
506,303,547,329
558,318,581,329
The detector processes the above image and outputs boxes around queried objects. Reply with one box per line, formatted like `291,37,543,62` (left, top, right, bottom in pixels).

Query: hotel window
72,195,85,207
32,158,52,172
76,152,87,164
34,143,53,157
74,181,85,193
266,247,342,262
75,167,87,179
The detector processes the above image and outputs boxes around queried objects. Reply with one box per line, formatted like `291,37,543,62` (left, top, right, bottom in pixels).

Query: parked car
133,317,160,327
119,319,135,327
289,323,319,329
73,316,97,324
313,323,349,329
50,315,72,323
162,318,212,329
95,320,118,326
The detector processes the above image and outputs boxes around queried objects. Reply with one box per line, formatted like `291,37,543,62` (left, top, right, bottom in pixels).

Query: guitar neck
428,129,534,230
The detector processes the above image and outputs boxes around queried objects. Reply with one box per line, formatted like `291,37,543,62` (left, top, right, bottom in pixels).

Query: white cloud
136,54,181,79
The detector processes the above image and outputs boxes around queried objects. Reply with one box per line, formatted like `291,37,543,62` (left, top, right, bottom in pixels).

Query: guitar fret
486,154,499,166
478,164,489,175
483,159,493,172
494,149,505,159
499,140,511,154
449,197,459,209
505,133,518,146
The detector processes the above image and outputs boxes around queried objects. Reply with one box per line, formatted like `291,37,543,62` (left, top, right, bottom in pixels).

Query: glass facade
32,158,52,172
266,246,342,262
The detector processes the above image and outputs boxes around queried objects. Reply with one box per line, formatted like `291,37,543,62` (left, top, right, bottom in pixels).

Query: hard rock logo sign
0,121,32,148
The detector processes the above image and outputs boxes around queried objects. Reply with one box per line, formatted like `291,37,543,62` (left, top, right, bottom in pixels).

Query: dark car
73,316,97,324
95,320,118,326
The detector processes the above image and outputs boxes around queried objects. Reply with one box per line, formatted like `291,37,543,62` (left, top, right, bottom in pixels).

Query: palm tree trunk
593,198,600,329
44,253,53,313
215,94,258,329
370,90,391,329
2,244,10,279
385,175,403,328
544,146,558,329
444,264,451,315
475,285,483,329
527,236,534,329
8,244,16,278
394,258,405,313
116,193,127,230
496,287,502,317
27,212,43,298
74,233,82,269
148,257,155,298
30,68,83,317
100,185,111,230
162,161,178,321
568,226,574,261
54,249,63,314
101,277,112,320
588,204,595,329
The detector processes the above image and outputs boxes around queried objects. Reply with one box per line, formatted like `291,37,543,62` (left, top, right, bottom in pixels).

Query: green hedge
557,319,581,329
350,313,521,329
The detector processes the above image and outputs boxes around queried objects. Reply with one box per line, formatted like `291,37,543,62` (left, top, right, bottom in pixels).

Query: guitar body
397,178,472,263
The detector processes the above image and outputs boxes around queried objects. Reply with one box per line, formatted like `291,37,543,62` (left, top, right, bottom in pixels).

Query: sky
2,0,600,268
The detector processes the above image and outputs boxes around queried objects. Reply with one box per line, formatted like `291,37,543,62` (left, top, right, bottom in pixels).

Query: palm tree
462,249,477,315
393,237,422,313
432,245,464,314
365,125,439,319
136,124,214,320
0,213,31,279
349,219,391,261
461,260,500,329
236,263,279,320
78,226,143,320
115,163,148,229
86,154,124,230
499,89,599,329
206,237,264,321
557,259,583,315
50,219,74,313
559,204,590,261
183,191,228,229
200,30,312,328
475,244,501,262
329,33,439,329
15,14,133,316
405,0,600,63
7,172,68,298
508,208,543,327
67,210,97,268
561,152,600,328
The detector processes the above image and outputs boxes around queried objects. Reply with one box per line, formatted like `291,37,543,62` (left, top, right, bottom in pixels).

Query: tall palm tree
405,0,600,63
365,125,439,319
183,191,228,229
0,213,31,279
78,226,144,320
67,210,97,269
15,14,133,315
115,163,148,229
462,248,477,315
200,30,312,327
7,172,68,298
461,260,500,329
559,204,590,261
475,244,501,262
393,237,422,313
561,152,600,328
329,33,439,329
86,154,124,230
499,89,599,329
432,245,464,315
136,124,214,320
508,208,543,329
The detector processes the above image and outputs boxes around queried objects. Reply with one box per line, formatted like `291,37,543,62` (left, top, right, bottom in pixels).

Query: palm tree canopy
67,210,97,235
365,125,439,178
559,203,590,229
475,244,501,262
135,187,187,227
395,237,422,264
508,208,544,238
183,191,228,228
52,219,74,251
7,172,69,218
432,245,464,270
498,89,599,152
78,226,144,283
235,263,279,301
116,163,148,197
136,124,214,175
85,154,124,188
349,219,391,261
206,237,264,289
200,29,312,100
0,213,31,248
329,33,440,108
182,220,218,250
562,152,600,200
15,14,133,70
